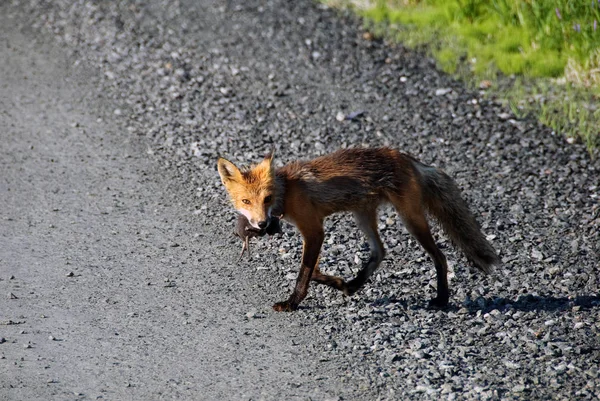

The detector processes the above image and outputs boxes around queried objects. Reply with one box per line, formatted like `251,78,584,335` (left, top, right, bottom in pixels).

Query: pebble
512,384,526,393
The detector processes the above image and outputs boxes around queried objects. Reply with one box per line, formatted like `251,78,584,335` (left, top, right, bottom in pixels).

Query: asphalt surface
1,1,599,400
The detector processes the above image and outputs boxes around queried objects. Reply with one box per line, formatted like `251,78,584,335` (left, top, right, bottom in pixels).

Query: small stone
512,384,526,393
23,343,31,349
48,336,55,341
345,110,364,121
531,248,543,261
414,385,428,393
435,88,452,96
9,293,18,299
441,383,453,394
335,111,345,122
0,337,6,344
555,363,567,373
571,239,579,252
66,272,74,277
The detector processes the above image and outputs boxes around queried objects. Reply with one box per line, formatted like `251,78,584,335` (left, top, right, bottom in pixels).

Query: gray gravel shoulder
2,0,600,400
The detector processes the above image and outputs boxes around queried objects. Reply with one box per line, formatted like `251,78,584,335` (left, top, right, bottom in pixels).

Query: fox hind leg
345,209,386,296
395,202,450,308
311,267,348,292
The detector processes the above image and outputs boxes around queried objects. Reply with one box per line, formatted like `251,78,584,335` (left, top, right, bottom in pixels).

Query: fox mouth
244,216,277,236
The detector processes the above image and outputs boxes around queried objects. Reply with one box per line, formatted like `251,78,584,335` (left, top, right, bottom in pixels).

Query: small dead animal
233,214,282,261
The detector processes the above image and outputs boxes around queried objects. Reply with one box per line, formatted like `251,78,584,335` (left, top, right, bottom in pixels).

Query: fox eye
242,199,251,205
264,195,272,204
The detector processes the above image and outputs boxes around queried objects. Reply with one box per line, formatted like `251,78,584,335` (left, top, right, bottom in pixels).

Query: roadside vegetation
324,0,600,153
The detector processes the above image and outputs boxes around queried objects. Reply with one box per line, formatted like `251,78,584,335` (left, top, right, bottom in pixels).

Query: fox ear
261,148,275,169
264,148,275,163
217,157,242,184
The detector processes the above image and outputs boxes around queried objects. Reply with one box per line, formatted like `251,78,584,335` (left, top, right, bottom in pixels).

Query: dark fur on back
276,147,413,215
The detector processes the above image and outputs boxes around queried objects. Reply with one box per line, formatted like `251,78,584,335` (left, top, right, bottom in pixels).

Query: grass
324,0,600,153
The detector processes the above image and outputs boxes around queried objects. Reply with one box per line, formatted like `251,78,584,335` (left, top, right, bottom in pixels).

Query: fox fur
217,147,499,312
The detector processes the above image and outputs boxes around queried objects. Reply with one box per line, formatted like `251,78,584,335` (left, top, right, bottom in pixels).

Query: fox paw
428,296,449,309
343,280,362,297
272,301,297,312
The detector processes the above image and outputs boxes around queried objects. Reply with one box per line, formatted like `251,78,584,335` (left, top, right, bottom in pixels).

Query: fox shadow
298,287,599,313
351,294,600,314
453,294,600,314
393,294,600,314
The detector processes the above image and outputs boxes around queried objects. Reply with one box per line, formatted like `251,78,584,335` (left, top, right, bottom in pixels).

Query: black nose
258,220,268,229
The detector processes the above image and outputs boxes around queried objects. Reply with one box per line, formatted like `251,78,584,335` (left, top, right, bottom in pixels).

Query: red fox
217,147,499,312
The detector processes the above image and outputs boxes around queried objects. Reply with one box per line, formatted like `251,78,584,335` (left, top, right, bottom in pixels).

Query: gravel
3,0,600,399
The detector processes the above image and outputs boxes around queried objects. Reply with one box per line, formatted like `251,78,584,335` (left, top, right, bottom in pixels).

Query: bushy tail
417,163,500,274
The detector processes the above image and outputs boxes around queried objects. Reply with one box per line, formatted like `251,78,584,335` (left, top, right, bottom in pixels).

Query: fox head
217,152,277,230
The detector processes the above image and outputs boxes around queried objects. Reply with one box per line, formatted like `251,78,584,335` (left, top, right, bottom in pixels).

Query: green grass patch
324,0,600,153
360,0,600,77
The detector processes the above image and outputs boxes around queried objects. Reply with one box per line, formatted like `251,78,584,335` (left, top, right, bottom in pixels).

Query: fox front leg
273,226,324,312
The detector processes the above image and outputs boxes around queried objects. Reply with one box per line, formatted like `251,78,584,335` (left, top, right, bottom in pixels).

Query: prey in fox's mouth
233,214,282,261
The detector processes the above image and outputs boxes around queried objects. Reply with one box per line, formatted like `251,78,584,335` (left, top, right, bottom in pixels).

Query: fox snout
239,210,270,230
